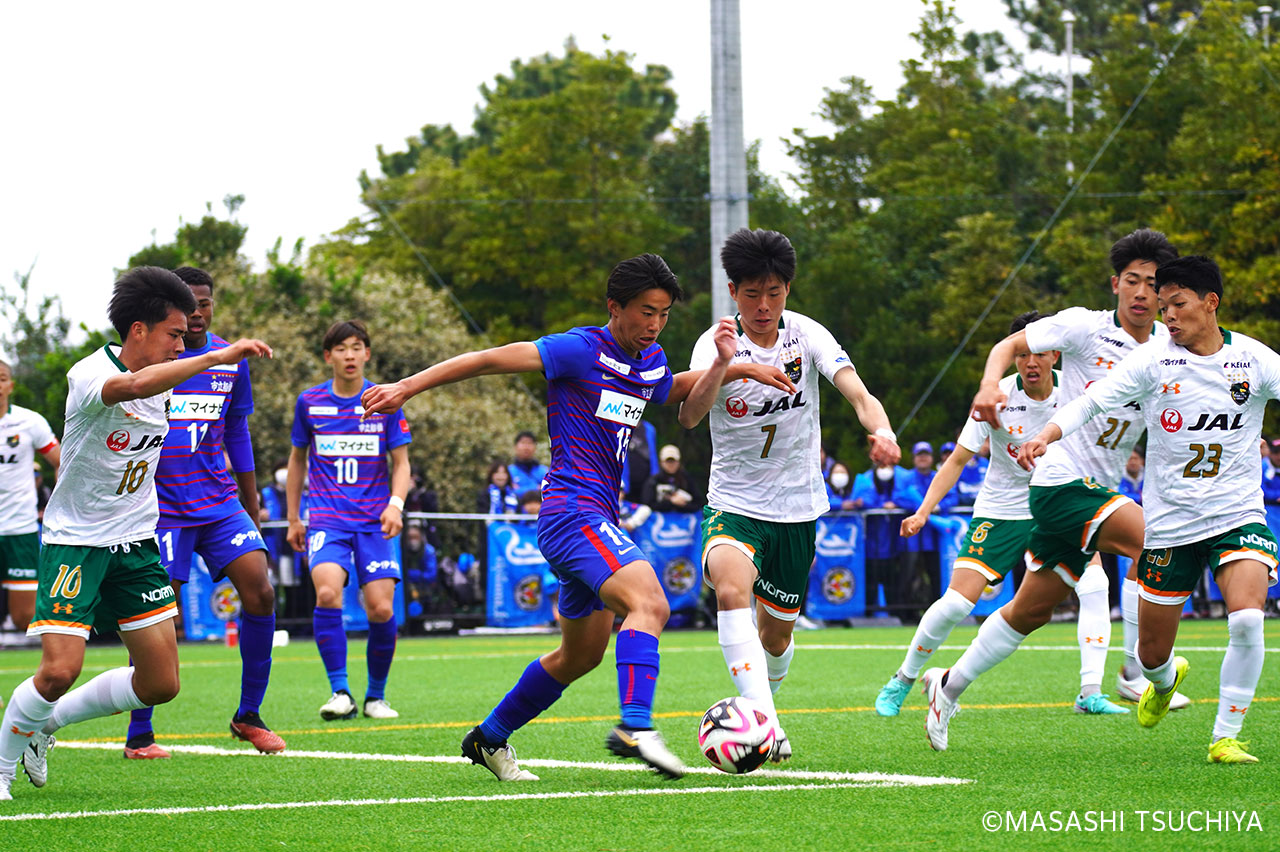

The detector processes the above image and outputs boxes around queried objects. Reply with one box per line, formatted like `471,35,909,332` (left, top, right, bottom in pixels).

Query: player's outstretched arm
971,331,1029,427
102,338,272,407
900,444,973,537
362,342,543,416
832,367,900,467
676,318,735,427
285,446,309,553
381,445,412,540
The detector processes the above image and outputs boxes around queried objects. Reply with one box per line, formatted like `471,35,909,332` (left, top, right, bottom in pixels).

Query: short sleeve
535,330,595,381
228,359,254,417
1023,307,1094,357
1257,345,1280,403
956,415,990,454
387,409,412,450
688,328,718,371
651,368,674,406
801,317,853,382
290,395,311,448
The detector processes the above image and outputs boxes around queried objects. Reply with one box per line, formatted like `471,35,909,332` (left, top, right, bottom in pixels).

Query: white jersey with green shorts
0,404,58,536
31,344,177,638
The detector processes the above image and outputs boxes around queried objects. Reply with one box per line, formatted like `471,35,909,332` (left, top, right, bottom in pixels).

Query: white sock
0,677,56,777
1121,577,1141,678
943,611,1026,701
764,637,794,695
1214,609,1265,741
901,589,974,680
1139,649,1177,694
1076,563,1111,694
45,667,146,734
717,609,776,716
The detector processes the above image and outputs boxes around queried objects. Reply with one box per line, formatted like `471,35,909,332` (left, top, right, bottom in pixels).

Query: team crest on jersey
5,435,17,448
1228,373,1251,405
781,344,803,383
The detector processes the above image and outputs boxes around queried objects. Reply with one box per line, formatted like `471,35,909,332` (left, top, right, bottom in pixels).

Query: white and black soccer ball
697,696,777,775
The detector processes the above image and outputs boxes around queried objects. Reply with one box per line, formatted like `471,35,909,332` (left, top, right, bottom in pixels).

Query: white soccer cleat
319,690,358,721
922,668,959,752
0,774,12,801
606,726,686,779
1117,669,1190,710
768,727,792,763
461,727,539,781
363,698,400,720
21,732,54,788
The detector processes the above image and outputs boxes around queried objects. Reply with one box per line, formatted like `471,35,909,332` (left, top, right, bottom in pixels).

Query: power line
896,2,1212,433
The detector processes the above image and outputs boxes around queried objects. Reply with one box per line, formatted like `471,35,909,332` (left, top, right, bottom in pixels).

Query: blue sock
237,612,275,717
616,629,660,728
365,618,397,701
125,654,154,740
313,607,349,694
479,659,566,743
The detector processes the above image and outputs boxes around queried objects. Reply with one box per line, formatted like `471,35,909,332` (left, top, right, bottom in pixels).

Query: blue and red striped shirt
535,326,672,522
291,379,412,533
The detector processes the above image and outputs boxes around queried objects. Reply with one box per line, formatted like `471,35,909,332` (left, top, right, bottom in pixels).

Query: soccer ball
697,696,777,774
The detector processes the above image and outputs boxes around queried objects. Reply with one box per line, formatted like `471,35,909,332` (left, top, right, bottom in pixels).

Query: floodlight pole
710,0,750,322
1062,10,1076,180
1262,6,1274,49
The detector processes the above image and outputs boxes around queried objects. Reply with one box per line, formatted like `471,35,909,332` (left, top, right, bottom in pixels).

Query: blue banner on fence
806,514,865,620
181,555,240,641
486,521,556,628
632,512,703,612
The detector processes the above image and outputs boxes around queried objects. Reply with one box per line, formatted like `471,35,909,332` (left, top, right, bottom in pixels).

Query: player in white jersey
921,230,1183,751
682,228,900,760
0,268,271,801
1022,256,1277,764
0,360,61,632
874,312,1058,717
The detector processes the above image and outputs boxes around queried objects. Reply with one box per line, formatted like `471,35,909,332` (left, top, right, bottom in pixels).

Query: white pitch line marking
55,741,971,786
0,781,946,822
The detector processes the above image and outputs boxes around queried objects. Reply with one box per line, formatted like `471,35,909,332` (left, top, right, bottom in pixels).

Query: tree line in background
5,1,1279,509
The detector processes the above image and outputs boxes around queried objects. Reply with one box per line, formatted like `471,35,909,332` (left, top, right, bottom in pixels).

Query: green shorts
952,518,1034,583
1139,524,1280,606
1026,479,1134,586
0,532,40,592
701,507,816,621
30,539,178,640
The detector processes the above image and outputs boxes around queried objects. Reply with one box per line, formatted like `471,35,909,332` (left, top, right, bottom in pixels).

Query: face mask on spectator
275,469,288,488
830,472,849,490
875,466,894,483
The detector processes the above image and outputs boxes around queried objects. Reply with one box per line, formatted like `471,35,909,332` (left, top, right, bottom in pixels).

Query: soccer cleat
606,725,686,779
230,713,286,754
461,726,539,781
319,689,358,721
875,676,912,717
21,732,53,787
0,774,10,801
1207,738,1259,765
768,729,792,763
921,668,959,751
123,742,172,759
1116,668,1191,710
363,698,400,720
1074,693,1130,715
1137,656,1189,728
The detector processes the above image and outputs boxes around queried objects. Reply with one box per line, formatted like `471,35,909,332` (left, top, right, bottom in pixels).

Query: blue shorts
307,527,401,587
537,511,646,620
158,511,267,583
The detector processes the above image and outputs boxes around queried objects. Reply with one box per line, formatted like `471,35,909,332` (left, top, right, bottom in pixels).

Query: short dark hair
1009,311,1043,335
721,228,797,285
606,253,683,307
1155,255,1223,300
322,320,371,351
515,431,536,444
1109,228,1178,274
172,266,215,292
107,267,198,340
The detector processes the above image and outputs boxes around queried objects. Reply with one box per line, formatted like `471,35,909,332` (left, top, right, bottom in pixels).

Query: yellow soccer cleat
1136,656,1189,728
1207,738,1259,765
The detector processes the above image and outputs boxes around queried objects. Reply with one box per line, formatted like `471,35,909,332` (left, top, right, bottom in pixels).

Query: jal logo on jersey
753,391,806,417
1160,409,1183,433
595,389,645,427
105,429,164,453
726,397,749,418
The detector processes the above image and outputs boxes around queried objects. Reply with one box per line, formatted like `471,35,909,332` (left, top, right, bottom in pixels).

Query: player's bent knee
34,665,80,700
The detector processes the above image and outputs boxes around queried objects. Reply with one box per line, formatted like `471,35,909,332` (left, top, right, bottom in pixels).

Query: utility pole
710,0,749,321
1062,9,1076,180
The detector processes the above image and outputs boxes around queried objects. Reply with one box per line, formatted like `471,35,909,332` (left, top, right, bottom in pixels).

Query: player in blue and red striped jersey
123,267,284,759
287,320,412,722
364,254,784,780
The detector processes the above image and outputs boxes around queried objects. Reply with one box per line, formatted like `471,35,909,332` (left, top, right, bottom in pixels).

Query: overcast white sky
1,1,1045,345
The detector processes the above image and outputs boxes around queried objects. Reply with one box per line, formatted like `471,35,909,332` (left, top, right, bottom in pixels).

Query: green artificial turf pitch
0,622,1276,851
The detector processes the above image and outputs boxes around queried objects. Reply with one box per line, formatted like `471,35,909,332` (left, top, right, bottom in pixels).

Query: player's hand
216,338,273,364
900,513,926,538
971,382,1007,427
361,381,410,419
737,363,796,394
1016,439,1047,471
712,316,737,362
868,434,900,467
287,520,307,553
381,504,404,539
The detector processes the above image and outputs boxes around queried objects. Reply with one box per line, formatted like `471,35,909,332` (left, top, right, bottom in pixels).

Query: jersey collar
104,343,128,373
